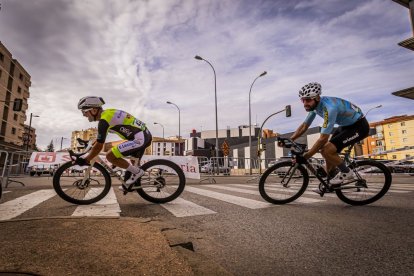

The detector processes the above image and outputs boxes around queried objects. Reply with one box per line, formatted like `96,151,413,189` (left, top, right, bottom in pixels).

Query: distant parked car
29,165,57,176
200,162,230,175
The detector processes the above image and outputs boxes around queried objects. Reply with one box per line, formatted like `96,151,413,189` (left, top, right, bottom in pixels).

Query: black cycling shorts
330,117,369,153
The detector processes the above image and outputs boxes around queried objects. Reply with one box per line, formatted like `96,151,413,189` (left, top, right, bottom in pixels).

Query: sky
0,0,413,149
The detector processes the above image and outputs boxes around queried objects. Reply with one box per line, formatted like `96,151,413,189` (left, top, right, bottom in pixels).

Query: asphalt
0,174,236,276
1,174,413,275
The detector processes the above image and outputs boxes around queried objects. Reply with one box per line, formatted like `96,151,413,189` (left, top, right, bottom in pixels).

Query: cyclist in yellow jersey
75,96,152,190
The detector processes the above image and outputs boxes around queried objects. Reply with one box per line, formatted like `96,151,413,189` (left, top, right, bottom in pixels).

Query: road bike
259,137,392,206
53,139,186,205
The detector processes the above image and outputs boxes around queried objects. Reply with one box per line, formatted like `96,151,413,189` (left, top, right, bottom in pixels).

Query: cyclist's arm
290,112,315,141
304,134,329,159
290,123,310,141
84,142,104,163
84,120,109,162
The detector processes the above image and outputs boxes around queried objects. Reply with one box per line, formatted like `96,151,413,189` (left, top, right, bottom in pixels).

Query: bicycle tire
136,159,186,203
53,161,112,205
335,160,392,206
259,160,309,204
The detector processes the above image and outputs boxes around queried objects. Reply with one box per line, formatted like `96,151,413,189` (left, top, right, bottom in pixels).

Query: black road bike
259,137,392,206
53,139,186,205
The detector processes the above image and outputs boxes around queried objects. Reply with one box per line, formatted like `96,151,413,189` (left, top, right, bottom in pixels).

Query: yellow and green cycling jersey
97,109,147,143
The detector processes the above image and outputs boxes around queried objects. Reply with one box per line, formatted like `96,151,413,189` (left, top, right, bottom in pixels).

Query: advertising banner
28,152,200,179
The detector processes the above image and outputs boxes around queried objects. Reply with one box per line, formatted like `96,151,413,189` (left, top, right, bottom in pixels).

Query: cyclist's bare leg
321,142,342,175
106,151,129,169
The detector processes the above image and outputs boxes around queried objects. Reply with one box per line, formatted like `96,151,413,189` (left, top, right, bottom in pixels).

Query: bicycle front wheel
53,161,112,205
136,159,186,203
335,160,392,206
259,161,309,204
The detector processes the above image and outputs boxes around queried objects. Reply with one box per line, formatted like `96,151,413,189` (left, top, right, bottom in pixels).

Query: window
403,138,408,143
389,132,393,136
390,140,394,144
401,122,406,126
0,69,2,78
17,86,21,93
402,130,407,134
13,114,18,120
11,128,16,135
392,155,397,159
19,73,23,81
406,154,411,158
388,124,392,128
0,52,4,62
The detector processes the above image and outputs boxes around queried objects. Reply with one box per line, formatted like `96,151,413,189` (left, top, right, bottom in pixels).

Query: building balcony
398,37,414,51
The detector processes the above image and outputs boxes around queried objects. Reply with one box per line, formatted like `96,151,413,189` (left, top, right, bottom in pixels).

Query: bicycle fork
280,164,300,187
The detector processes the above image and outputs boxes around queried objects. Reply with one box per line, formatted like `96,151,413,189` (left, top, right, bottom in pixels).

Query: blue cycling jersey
304,96,364,134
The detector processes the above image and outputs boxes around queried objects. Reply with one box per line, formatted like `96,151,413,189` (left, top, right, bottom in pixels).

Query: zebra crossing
0,183,412,221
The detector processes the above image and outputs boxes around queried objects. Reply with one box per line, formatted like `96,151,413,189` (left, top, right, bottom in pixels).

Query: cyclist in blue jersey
288,82,369,190
75,96,152,191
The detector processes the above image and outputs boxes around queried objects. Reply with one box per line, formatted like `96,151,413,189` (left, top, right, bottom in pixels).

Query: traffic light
285,105,291,117
13,99,23,111
262,143,266,150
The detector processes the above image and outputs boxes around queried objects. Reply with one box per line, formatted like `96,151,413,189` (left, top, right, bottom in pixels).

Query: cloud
0,0,412,149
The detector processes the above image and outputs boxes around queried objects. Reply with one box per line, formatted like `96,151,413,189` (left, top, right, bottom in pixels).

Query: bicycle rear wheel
136,159,186,203
259,161,309,204
53,161,112,205
335,160,392,206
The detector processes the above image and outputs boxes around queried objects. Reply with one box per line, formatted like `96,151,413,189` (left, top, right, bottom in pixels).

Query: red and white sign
28,152,200,179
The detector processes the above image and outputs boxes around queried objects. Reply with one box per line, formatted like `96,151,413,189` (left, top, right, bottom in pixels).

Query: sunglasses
81,108,93,115
301,98,315,103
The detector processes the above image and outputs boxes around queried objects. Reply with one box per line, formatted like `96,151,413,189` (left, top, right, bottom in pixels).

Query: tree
33,143,41,152
46,140,55,152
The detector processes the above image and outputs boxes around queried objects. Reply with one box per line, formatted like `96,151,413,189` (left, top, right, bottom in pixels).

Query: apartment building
0,41,31,151
70,128,98,150
151,137,184,156
362,115,414,160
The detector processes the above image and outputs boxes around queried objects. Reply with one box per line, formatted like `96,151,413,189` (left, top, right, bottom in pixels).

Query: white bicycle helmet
77,96,105,110
298,82,322,98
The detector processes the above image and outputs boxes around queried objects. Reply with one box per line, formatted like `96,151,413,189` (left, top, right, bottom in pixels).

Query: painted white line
161,197,216,217
0,190,57,221
229,184,336,198
387,189,411,194
1,191,11,194
72,188,121,217
205,185,324,204
185,186,273,209
389,186,414,191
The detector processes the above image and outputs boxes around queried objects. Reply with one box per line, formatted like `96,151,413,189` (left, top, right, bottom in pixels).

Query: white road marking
161,197,216,217
204,185,324,203
185,186,273,209
72,188,121,217
229,184,336,198
0,190,57,220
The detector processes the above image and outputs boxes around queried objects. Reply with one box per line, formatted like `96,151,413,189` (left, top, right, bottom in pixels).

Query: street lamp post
25,113,39,151
60,137,68,151
194,55,219,160
166,101,181,155
153,122,165,139
248,71,267,175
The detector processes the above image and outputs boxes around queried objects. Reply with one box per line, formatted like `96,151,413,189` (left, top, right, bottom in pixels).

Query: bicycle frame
280,142,364,191
73,143,160,190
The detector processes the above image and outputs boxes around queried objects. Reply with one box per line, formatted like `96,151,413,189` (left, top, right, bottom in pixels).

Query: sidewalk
0,217,194,275
0,176,234,275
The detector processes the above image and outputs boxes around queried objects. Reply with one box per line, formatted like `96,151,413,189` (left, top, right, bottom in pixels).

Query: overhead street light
153,122,165,139
166,101,181,155
194,55,219,160
248,71,267,175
